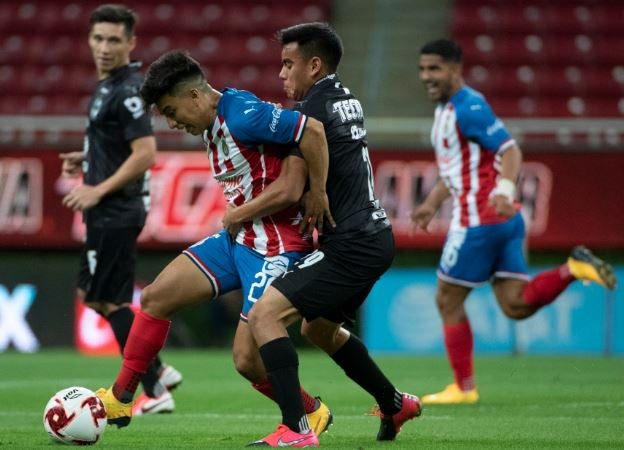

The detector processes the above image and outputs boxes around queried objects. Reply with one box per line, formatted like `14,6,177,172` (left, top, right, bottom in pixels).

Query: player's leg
98,231,239,427
492,212,555,316
420,279,479,405
247,285,318,447
423,226,491,405
494,217,616,316
302,315,420,441
232,246,332,436
249,230,419,444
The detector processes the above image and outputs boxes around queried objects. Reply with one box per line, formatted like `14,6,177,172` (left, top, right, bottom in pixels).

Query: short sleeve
118,88,153,142
455,98,512,152
223,90,308,146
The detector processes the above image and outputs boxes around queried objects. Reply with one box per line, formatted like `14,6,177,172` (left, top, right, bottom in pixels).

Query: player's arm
490,142,522,217
296,117,335,235
230,95,334,234
222,155,308,238
62,136,156,211
411,178,451,231
458,98,520,217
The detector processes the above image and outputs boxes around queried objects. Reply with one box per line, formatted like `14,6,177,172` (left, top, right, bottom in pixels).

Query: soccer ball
43,386,107,445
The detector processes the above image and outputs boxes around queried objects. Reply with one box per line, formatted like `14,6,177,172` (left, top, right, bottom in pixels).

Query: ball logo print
45,401,76,438
43,386,107,445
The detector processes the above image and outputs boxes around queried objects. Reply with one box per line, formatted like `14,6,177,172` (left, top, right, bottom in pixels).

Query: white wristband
495,178,516,202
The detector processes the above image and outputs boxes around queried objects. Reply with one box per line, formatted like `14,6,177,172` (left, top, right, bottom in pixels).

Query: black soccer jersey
83,62,153,228
293,74,390,240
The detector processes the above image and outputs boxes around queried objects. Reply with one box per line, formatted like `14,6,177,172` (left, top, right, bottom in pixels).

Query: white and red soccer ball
43,386,107,445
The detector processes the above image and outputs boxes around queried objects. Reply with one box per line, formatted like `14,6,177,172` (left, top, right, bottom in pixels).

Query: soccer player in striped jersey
413,39,617,404
96,50,333,434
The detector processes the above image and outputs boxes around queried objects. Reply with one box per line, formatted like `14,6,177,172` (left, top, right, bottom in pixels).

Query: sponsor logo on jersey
486,118,505,136
332,99,364,122
269,107,283,133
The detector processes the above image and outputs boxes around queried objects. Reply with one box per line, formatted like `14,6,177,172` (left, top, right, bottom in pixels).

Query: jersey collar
303,72,341,100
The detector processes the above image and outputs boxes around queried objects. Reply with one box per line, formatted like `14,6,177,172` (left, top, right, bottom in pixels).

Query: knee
246,302,265,334
232,350,260,381
435,290,457,316
140,283,167,318
301,321,345,354
499,302,530,320
299,321,314,344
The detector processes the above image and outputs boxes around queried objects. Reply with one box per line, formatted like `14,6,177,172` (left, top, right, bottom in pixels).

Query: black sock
259,337,309,433
330,334,400,415
106,307,164,398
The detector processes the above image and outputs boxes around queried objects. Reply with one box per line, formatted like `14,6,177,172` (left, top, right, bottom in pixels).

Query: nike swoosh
141,397,171,413
277,436,307,447
244,108,255,114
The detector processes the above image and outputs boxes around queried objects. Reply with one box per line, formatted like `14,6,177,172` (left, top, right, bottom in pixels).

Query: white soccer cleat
158,364,183,391
132,390,175,416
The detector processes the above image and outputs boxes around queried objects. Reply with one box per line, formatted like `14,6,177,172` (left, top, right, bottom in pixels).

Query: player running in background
59,4,181,417
95,50,334,435
246,23,421,448
412,38,617,405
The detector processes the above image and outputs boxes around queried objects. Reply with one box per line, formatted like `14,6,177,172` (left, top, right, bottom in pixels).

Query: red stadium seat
0,65,17,95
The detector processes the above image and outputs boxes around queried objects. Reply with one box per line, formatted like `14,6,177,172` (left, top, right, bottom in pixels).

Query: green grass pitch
1,350,622,449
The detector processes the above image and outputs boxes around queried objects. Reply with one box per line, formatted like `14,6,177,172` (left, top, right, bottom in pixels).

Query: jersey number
361,146,375,201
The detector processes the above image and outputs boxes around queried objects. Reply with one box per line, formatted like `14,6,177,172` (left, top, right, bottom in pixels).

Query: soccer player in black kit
247,23,421,447
59,4,181,416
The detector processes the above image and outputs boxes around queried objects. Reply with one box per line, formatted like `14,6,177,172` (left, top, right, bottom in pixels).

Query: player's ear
310,56,322,77
128,35,137,53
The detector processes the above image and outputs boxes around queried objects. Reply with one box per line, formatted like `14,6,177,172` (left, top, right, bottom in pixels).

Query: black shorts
271,228,394,325
77,226,141,304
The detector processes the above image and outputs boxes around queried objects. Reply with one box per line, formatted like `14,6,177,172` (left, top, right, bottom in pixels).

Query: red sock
444,320,474,391
113,310,171,402
522,264,575,308
252,379,318,414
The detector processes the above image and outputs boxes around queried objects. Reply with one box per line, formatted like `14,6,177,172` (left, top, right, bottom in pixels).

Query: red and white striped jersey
203,88,312,256
431,86,517,230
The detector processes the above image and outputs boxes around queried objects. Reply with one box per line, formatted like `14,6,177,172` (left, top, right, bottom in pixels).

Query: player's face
279,42,315,101
157,92,210,136
419,54,461,103
88,22,135,79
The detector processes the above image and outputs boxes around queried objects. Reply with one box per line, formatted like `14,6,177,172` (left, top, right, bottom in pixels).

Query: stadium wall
363,267,624,355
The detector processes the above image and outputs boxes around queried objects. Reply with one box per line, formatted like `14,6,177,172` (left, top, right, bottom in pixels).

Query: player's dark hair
420,39,463,63
90,4,137,37
140,50,206,108
277,22,343,72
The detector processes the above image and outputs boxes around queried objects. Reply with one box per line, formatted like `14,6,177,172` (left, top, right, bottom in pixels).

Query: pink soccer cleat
247,424,318,447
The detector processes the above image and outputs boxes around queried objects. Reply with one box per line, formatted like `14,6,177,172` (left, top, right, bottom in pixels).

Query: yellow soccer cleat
95,387,132,428
306,397,333,436
567,246,617,290
421,383,479,405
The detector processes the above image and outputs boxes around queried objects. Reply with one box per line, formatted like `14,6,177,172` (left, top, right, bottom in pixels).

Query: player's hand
299,190,336,235
222,204,243,240
489,194,515,217
410,203,436,232
59,152,84,178
62,184,103,211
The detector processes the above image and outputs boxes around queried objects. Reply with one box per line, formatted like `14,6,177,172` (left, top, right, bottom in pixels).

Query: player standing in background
246,23,421,447
95,50,334,435
413,38,617,405
59,4,181,417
